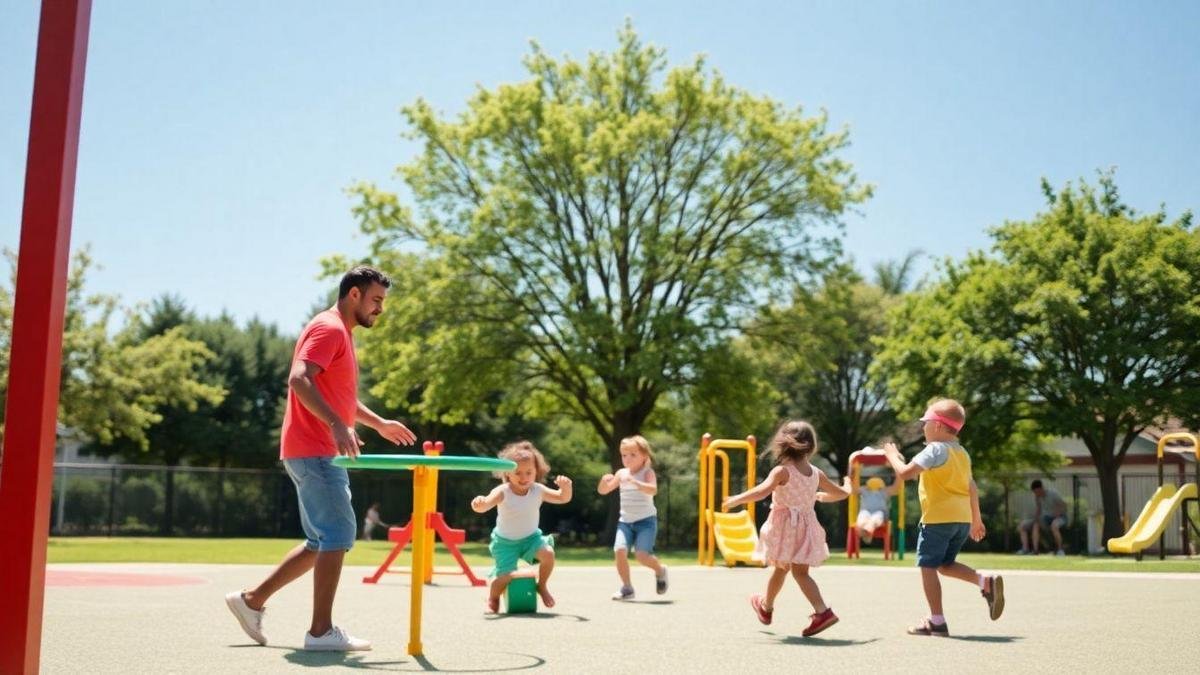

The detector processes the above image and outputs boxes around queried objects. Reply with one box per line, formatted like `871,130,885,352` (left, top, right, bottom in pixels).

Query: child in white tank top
598,435,668,600
471,441,573,613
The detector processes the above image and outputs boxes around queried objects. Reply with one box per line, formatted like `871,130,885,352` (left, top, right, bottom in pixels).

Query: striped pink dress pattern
756,462,829,568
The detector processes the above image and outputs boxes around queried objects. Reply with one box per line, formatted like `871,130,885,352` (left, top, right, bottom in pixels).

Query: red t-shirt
280,310,359,459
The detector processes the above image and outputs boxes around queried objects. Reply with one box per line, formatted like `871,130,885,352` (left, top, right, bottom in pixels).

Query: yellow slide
1107,483,1198,554
706,510,764,566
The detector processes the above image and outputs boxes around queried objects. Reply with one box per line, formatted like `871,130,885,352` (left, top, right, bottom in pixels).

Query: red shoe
802,607,839,637
750,594,773,625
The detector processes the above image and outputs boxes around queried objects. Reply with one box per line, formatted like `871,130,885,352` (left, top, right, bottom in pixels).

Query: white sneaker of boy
304,625,372,651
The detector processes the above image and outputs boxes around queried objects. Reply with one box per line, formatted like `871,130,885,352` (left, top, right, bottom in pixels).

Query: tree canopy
873,173,1200,540
0,250,225,458
349,24,870,471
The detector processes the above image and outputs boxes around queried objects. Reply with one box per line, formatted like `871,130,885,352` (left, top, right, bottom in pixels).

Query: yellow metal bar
848,462,860,526
698,434,710,564
1156,432,1198,459
422,441,441,584
408,466,430,656
746,436,756,524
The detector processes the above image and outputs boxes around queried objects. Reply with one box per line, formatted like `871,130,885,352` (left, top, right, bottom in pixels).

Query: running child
883,398,1004,637
471,441,573,613
723,420,850,637
597,435,668,600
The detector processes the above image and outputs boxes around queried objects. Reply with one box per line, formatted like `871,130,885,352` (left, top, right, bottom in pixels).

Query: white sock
977,573,987,589
930,614,946,625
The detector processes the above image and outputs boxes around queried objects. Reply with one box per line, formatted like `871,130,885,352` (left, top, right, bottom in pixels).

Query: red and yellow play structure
1108,433,1200,560
697,434,765,566
361,441,485,587
845,448,906,560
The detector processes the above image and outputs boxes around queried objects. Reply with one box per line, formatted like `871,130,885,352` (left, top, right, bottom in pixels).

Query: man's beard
355,309,377,328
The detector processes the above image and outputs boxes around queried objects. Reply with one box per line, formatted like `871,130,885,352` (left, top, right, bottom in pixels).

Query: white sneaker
304,626,372,651
611,585,635,601
1055,549,1066,557
224,591,267,645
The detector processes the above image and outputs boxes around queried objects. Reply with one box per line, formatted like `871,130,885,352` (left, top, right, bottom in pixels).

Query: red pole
0,1,92,672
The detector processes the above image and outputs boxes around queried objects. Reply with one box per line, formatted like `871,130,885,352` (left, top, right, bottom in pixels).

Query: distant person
1018,479,1068,556
843,474,900,544
471,441,573,613
723,420,850,638
225,266,417,651
598,435,668,601
362,502,389,541
884,399,1004,637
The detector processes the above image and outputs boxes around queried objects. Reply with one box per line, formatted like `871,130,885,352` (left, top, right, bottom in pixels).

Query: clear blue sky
3,1,1197,332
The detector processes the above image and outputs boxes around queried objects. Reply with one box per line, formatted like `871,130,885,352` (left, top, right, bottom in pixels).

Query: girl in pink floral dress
723,420,850,637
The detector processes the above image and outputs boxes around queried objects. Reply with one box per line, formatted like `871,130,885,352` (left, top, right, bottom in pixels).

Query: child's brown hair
619,435,654,464
769,420,818,464
497,440,550,481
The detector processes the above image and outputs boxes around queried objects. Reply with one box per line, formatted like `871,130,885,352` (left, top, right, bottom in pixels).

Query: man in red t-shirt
225,265,416,651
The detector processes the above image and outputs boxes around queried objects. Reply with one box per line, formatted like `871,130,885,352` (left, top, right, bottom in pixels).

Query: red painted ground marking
46,570,206,587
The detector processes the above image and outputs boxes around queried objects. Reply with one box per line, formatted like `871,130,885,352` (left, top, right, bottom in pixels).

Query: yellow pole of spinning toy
408,465,431,656
422,441,442,583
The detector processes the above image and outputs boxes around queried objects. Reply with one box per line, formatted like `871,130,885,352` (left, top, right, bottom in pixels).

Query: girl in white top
598,435,668,600
471,441,573,613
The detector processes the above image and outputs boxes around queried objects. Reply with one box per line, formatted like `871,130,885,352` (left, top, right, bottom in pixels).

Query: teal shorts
488,528,554,578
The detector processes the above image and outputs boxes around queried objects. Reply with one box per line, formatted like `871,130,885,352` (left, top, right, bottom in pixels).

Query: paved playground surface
42,562,1199,673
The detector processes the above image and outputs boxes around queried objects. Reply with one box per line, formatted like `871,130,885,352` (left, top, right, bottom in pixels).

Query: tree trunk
1096,458,1124,544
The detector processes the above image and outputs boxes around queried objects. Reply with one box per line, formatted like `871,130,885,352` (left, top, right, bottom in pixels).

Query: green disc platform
333,454,515,472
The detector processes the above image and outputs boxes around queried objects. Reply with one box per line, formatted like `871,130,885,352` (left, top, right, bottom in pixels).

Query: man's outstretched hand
376,419,417,446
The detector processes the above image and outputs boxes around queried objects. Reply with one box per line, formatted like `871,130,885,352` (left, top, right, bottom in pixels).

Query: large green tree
873,174,1200,542
0,250,224,459
349,25,869,484
93,297,294,532
746,263,905,477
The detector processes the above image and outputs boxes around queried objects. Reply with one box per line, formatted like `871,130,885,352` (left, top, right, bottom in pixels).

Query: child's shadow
761,631,880,647
631,599,675,606
484,611,590,622
949,634,1022,643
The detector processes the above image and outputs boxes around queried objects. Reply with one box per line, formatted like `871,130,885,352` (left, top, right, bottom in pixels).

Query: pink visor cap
920,408,963,433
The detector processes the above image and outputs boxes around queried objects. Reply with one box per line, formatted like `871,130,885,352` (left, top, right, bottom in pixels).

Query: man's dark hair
1030,479,1043,490
338,265,391,300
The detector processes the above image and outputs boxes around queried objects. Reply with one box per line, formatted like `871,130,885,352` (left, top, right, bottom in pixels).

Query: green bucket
504,576,538,614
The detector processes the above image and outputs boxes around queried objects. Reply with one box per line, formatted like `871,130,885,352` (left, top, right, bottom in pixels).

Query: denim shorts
916,522,970,568
283,456,356,552
614,516,658,554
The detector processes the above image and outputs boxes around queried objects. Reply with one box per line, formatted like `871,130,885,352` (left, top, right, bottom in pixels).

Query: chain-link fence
47,462,1198,555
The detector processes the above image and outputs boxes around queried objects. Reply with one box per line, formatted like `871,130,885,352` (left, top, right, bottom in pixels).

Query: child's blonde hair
497,440,550,482
769,420,818,463
619,435,654,464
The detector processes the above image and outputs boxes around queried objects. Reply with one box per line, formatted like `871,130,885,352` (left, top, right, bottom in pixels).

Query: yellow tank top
918,445,972,523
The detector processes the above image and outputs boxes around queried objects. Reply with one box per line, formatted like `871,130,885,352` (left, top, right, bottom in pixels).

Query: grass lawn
46,537,1200,573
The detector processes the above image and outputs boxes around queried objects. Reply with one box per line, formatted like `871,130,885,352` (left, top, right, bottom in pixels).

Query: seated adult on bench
1017,480,1067,556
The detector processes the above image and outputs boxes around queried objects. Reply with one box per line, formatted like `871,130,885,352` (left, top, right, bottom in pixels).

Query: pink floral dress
756,462,829,568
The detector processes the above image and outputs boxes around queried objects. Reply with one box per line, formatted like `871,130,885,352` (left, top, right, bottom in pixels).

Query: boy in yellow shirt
884,398,1004,636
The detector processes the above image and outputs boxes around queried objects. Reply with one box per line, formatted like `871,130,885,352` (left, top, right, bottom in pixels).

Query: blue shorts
283,457,356,552
489,528,554,578
916,522,970,568
614,516,658,554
